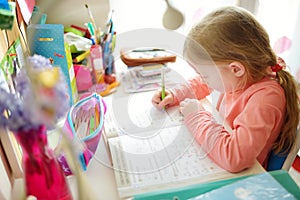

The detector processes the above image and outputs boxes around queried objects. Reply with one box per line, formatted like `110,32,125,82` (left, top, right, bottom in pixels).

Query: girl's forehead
184,47,215,65
185,53,218,71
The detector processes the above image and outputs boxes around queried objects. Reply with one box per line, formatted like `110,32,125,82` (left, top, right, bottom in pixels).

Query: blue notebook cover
189,172,296,200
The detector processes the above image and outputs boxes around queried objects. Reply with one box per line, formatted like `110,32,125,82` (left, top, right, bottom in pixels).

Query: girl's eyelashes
188,63,199,72
200,75,208,80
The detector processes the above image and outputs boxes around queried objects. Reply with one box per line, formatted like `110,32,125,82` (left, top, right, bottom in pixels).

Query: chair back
281,127,300,171
267,127,300,171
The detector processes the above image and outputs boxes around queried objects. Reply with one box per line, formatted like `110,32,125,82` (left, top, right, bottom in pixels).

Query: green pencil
161,67,165,100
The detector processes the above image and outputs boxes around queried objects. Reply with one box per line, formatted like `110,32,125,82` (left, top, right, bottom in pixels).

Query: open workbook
102,91,262,198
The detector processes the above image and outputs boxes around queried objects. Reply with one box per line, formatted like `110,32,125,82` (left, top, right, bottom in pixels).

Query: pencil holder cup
57,93,106,175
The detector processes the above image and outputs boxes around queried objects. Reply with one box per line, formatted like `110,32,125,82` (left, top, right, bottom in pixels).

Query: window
110,0,300,79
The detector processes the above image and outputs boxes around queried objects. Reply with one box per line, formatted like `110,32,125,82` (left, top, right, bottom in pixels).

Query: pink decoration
273,36,292,54
192,8,204,22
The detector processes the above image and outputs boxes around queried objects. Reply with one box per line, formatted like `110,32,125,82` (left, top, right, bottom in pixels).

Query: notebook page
108,125,226,198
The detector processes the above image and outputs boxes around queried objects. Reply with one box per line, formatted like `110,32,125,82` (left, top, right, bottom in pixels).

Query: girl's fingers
152,92,162,105
152,89,174,110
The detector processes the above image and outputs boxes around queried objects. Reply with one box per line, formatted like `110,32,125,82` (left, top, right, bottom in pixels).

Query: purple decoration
0,54,70,132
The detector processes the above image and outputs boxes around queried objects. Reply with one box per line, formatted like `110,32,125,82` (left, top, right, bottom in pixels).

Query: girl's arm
183,88,285,172
170,75,210,106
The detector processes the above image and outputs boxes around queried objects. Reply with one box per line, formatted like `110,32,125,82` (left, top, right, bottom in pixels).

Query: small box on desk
120,48,177,67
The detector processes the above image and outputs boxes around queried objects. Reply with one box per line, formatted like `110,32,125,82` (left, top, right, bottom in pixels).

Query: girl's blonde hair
186,6,300,154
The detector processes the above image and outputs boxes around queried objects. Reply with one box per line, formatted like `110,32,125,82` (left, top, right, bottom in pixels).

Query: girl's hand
152,89,174,110
179,98,204,117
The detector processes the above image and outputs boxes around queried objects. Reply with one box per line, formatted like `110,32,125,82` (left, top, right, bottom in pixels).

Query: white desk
11,133,265,200
11,59,265,200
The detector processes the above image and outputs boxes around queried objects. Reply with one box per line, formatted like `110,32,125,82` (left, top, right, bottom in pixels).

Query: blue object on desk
188,171,296,200
133,170,300,200
27,24,74,106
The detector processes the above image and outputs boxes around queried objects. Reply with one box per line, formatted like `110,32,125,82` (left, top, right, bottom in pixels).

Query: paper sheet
121,66,183,93
103,91,183,138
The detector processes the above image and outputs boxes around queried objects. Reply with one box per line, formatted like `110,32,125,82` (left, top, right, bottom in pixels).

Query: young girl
152,6,300,172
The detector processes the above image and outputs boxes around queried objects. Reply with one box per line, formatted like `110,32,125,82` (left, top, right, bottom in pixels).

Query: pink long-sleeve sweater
171,76,286,172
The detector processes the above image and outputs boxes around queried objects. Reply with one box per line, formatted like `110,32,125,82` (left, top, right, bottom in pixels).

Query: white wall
35,0,110,29
287,2,300,76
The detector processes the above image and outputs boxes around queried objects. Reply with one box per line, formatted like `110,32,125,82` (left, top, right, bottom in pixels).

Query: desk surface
12,59,265,200
12,137,265,200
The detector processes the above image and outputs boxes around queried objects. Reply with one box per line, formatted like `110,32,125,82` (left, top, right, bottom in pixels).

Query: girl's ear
228,62,246,77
